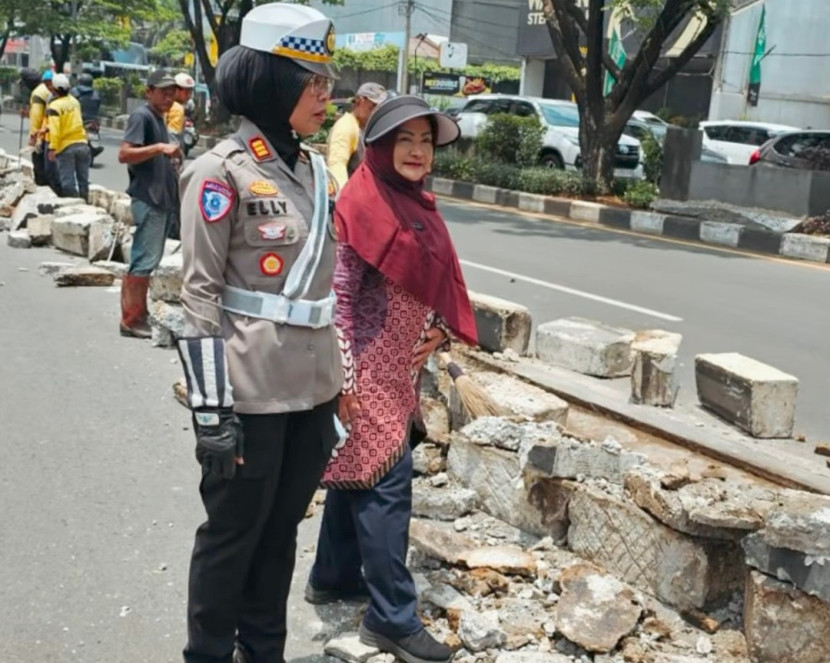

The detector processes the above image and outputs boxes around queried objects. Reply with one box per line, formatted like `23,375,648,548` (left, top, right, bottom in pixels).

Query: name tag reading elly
246,199,289,216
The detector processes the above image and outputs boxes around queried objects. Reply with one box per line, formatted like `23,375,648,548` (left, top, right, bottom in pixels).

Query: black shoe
359,623,453,663
304,580,370,605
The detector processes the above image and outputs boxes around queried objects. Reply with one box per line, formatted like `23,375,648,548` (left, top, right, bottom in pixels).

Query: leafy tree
179,0,342,124
544,0,729,190
20,0,155,72
150,28,191,66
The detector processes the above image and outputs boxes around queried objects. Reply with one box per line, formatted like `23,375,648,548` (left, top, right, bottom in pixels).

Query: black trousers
183,398,339,663
310,448,421,638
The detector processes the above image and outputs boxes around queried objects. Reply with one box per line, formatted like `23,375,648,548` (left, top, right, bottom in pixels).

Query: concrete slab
536,317,635,378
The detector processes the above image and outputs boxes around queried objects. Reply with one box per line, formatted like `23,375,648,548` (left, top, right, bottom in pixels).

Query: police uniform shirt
179,118,343,414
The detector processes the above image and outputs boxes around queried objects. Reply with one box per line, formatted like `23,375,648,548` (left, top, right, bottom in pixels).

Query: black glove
192,408,245,479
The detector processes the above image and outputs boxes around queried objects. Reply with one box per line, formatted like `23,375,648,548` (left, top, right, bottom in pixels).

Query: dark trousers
184,399,339,663
310,448,421,638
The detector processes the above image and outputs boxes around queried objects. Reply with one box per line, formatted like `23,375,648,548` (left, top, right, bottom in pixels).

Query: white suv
456,94,643,178
699,120,800,165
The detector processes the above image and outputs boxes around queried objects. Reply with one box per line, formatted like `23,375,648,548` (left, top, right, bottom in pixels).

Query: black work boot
304,579,370,605
359,622,453,663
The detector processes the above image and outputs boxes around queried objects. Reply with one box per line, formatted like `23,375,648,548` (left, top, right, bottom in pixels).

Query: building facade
710,0,830,128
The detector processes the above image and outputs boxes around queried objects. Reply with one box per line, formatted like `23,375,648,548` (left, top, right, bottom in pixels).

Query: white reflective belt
282,151,329,300
221,285,335,329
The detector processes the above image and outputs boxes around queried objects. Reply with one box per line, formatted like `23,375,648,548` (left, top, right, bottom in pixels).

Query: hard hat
52,73,71,91
78,73,94,87
240,2,337,78
41,70,53,81
174,72,195,89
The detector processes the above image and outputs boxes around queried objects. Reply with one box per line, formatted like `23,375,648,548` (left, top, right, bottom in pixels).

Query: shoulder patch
200,180,235,223
248,137,274,162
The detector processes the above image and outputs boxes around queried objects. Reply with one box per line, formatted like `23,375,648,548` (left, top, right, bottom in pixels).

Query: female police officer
175,4,343,662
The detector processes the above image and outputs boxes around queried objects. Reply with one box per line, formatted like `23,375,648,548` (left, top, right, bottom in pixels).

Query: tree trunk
578,101,617,193
50,34,72,73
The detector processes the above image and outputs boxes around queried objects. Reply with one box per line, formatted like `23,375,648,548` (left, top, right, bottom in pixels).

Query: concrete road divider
631,330,682,407
695,352,798,438
536,317,635,378
468,291,532,355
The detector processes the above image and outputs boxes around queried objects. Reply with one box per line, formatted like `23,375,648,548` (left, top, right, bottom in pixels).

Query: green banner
604,26,627,97
747,5,766,106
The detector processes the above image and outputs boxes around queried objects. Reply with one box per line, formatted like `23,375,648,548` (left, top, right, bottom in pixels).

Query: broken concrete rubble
459,545,537,577
567,482,743,610
7,229,31,248
412,481,478,521
743,532,830,604
760,490,830,557
323,634,379,663
149,252,183,303
555,562,642,653
744,570,830,663
54,266,115,287
457,609,506,652
449,372,568,429
51,212,101,256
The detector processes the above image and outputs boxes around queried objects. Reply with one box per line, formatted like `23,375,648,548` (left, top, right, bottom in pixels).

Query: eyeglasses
307,74,334,96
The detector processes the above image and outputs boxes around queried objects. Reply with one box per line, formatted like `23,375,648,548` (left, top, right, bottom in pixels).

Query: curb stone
426,176,830,266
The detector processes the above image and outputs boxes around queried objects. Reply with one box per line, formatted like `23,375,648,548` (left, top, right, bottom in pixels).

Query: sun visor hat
240,3,338,79
364,95,460,147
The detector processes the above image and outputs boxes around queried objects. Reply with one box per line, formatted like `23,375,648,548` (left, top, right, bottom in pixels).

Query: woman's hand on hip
412,327,447,371
339,393,361,425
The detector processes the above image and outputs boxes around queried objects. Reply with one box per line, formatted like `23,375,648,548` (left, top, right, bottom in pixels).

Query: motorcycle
182,116,199,158
84,120,104,166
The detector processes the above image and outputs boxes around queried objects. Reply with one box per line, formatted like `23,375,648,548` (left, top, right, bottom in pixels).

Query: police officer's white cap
240,3,337,79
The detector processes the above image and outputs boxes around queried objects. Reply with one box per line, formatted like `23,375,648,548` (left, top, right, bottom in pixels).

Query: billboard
421,72,492,97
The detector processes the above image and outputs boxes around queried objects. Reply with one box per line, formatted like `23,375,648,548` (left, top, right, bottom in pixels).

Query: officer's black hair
216,46,313,169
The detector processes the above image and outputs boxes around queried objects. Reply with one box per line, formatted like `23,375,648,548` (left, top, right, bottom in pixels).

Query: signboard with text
421,72,492,97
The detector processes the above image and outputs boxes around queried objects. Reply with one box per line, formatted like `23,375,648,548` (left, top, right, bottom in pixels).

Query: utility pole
398,0,414,94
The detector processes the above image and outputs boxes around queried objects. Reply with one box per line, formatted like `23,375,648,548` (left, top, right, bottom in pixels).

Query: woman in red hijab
306,96,477,663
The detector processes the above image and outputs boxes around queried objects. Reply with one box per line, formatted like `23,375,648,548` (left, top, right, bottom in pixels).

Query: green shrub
0,66,18,86
623,180,659,209
432,154,478,182
474,161,522,190
93,77,124,107
517,168,585,197
476,114,544,168
640,131,664,184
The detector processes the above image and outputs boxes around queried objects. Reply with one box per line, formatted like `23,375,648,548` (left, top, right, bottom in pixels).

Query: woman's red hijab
333,129,478,346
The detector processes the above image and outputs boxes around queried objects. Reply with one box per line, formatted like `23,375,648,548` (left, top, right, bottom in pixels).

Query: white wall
709,0,830,128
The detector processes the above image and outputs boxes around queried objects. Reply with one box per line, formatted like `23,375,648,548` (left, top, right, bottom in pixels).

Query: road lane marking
439,196,830,273
459,259,684,322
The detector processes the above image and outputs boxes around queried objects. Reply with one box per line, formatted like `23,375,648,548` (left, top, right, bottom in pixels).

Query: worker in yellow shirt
166,72,195,147
46,74,91,201
27,70,54,186
326,82,388,188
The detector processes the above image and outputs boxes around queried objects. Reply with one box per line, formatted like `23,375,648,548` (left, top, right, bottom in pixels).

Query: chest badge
259,252,284,276
249,137,273,162
250,180,279,196
200,180,234,223
258,222,288,241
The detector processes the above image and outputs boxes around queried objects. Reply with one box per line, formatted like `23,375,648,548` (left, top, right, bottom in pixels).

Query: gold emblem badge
249,180,279,196
259,252,284,276
325,25,336,55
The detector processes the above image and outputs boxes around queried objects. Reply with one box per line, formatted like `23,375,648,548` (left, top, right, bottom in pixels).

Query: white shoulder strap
282,151,330,300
